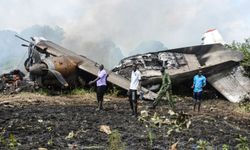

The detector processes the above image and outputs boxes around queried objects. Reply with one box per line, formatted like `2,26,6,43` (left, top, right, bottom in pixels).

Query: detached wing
207,65,250,102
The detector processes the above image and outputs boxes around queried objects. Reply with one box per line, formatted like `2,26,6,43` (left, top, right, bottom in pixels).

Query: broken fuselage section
113,43,250,103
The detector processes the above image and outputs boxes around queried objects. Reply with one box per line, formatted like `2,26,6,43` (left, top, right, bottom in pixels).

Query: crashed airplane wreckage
113,43,250,103
15,31,250,103
15,35,157,99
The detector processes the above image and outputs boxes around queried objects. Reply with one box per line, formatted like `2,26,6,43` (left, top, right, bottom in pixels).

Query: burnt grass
0,93,250,150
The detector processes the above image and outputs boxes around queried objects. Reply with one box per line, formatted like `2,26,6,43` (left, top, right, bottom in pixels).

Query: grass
69,88,94,95
235,135,249,150
28,87,95,96
108,130,125,150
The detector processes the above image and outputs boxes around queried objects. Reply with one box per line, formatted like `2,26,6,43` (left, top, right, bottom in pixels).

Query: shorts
193,91,202,102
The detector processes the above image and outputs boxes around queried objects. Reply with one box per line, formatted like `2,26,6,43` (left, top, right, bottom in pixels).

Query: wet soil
0,93,249,150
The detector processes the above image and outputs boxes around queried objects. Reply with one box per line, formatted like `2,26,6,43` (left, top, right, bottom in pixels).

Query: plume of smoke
0,30,24,74
129,41,167,56
20,25,64,44
69,39,124,69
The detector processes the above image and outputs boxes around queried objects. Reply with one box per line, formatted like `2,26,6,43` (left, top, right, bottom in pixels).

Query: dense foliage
227,38,250,77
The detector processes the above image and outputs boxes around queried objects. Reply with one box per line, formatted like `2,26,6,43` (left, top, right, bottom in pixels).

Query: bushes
227,38,250,77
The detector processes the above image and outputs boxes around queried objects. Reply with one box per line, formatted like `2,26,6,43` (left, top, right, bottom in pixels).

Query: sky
0,0,249,66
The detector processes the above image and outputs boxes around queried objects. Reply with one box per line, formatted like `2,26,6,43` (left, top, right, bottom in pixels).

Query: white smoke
0,0,250,71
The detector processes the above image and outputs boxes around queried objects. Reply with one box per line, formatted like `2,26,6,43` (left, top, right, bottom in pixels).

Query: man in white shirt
129,64,141,117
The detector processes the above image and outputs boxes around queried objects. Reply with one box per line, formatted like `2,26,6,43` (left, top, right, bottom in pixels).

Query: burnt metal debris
113,44,250,103
0,69,36,94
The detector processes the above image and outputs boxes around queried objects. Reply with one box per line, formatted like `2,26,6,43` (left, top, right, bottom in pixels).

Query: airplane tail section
207,65,250,103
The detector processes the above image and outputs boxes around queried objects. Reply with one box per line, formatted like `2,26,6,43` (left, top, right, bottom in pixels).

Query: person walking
151,67,173,109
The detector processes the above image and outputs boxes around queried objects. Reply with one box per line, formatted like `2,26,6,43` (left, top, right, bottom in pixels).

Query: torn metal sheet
208,66,250,102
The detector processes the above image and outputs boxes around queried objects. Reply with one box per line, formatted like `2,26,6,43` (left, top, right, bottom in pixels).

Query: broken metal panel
183,54,200,71
35,40,78,56
199,44,243,66
207,65,250,103
234,66,250,91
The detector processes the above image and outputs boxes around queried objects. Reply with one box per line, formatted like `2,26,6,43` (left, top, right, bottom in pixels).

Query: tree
227,38,250,77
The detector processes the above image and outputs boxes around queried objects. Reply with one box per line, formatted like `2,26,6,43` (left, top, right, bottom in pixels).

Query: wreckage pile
114,52,187,79
0,69,37,94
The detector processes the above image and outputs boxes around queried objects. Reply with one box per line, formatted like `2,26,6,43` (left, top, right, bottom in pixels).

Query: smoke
60,0,250,58
20,25,64,44
0,24,124,72
72,39,124,69
0,0,250,71
0,30,21,73
129,41,167,56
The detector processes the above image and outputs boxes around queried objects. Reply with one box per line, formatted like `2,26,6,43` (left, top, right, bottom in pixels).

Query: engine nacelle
42,56,77,77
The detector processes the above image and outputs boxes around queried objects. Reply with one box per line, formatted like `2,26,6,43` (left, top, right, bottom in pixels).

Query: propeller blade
21,44,29,47
48,69,69,87
28,46,41,63
30,37,35,41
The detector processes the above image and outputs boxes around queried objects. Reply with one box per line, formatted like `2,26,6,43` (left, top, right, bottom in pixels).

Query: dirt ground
0,92,249,150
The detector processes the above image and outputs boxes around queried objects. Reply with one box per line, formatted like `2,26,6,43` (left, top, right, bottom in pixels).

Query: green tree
227,38,250,77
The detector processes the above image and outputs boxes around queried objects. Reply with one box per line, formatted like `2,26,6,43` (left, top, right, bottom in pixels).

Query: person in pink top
89,64,107,111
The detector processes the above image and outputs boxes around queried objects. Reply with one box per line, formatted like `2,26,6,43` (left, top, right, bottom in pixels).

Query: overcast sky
0,0,249,55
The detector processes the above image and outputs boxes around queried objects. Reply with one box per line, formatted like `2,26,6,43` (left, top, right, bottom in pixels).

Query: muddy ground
0,92,249,150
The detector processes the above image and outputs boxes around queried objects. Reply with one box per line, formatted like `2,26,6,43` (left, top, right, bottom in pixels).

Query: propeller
28,62,69,87
16,34,69,87
47,70,69,87
21,44,29,47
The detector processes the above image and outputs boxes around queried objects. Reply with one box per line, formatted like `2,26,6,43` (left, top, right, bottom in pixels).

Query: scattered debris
38,148,48,150
140,110,149,118
65,131,75,139
0,69,37,94
168,109,176,116
0,94,249,149
37,119,43,123
170,141,178,150
99,125,112,135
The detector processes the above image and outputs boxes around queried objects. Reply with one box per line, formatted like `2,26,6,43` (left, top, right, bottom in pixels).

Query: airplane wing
35,40,78,56
207,65,250,102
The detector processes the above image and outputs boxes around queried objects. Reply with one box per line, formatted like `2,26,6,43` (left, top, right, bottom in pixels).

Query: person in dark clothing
89,64,107,111
191,70,206,112
150,67,173,109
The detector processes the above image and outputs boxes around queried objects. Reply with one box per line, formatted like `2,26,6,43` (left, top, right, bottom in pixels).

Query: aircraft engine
29,56,76,77
42,56,77,77
29,63,47,76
